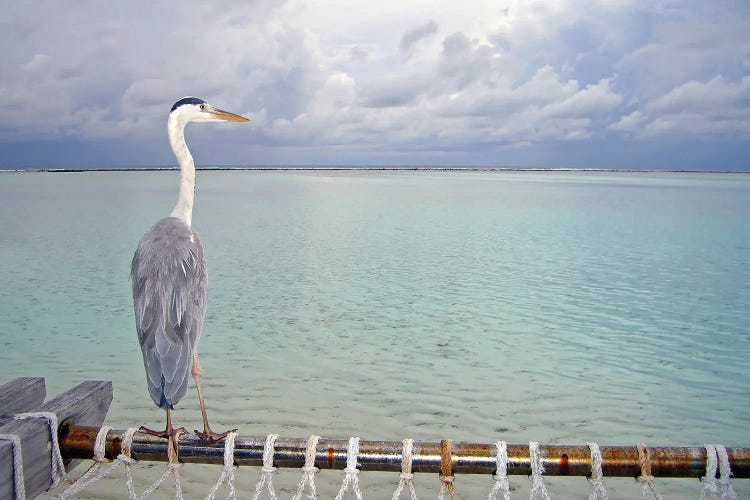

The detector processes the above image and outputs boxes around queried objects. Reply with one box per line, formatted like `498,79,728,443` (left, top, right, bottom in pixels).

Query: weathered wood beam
0,380,112,500
0,377,46,426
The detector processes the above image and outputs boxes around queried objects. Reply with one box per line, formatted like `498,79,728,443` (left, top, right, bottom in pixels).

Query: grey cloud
360,75,427,108
1,1,748,168
400,20,438,53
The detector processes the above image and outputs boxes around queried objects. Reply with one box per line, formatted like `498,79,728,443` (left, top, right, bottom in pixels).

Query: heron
130,97,249,456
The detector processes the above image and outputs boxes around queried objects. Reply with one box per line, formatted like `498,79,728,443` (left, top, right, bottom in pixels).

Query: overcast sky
1,0,748,169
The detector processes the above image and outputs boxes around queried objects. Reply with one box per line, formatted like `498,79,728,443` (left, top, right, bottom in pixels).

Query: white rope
14,412,68,489
392,438,418,500
0,433,26,500
488,441,510,500
334,437,363,500
14,423,748,500
136,428,185,500
293,434,321,500
715,445,738,500
251,433,279,500
118,427,139,500
587,442,608,500
701,444,719,500
529,441,550,500
56,425,113,498
636,443,662,500
138,463,183,500
204,431,238,500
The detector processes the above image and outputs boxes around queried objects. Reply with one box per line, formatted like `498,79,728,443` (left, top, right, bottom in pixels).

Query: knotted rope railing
637,443,663,500
716,445,738,500
293,434,321,500
392,438,418,500
205,431,238,500
587,442,608,500
334,437,362,500
488,441,510,500
5,423,746,500
529,441,550,500
251,433,279,500
438,439,456,500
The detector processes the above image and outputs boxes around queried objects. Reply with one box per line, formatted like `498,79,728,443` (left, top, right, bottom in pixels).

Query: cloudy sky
1,0,748,169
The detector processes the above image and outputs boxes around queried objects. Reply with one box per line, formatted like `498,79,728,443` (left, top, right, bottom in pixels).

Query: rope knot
636,443,662,500
586,441,608,499
488,441,511,500
293,434,321,500
715,444,738,500
438,439,457,500
251,433,279,500
392,438,418,500
117,454,137,466
529,441,551,500
14,411,68,488
334,437,363,500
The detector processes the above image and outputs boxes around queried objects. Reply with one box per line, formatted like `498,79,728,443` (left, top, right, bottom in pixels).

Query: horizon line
2,165,749,174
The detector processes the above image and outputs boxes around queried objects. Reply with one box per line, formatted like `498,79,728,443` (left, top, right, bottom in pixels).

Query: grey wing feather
131,217,207,408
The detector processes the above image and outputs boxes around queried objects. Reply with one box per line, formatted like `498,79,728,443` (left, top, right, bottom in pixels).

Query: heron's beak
210,108,250,122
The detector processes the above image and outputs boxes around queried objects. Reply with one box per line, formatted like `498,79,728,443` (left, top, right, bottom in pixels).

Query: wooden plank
0,377,46,426
0,380,112,500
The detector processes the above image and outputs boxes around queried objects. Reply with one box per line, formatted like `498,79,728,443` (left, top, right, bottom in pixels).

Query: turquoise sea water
1,170,749,498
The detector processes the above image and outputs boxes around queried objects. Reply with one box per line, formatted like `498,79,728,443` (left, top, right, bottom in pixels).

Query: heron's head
169,97,250,123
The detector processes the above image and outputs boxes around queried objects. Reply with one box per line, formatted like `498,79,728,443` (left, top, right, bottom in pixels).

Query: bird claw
139,425,188,441
139,425,188,462
195,428,237,444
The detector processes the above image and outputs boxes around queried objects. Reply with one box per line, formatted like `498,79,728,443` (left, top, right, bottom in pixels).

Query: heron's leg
192,349,236,444
139,407,187,462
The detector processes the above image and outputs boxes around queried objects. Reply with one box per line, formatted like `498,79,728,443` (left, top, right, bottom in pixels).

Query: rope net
0,420,743,499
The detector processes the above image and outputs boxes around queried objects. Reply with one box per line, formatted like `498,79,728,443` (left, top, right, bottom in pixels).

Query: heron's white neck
168,114,195,227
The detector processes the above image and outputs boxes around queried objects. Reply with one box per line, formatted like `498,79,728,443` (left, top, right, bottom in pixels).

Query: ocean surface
1,170,749,499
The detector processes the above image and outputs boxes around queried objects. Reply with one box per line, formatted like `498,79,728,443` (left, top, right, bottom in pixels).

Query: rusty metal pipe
59,424,750,479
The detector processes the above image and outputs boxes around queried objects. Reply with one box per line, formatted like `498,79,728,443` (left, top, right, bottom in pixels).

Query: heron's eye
199,104,206,111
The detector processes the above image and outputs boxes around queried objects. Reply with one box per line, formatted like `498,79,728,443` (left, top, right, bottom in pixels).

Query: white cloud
609,110,644,132
647,76,750,116
607,76,750,138
0,0,748,167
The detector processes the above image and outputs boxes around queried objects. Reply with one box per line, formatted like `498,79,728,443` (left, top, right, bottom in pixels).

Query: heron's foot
195,427,237,445
139,425,189,440
140,425,188,462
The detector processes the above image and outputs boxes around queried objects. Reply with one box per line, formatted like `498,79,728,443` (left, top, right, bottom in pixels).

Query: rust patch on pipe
559,453,570,475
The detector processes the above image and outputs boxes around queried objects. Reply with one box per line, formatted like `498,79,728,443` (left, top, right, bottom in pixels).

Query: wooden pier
0,376,747,499
0,377,112,499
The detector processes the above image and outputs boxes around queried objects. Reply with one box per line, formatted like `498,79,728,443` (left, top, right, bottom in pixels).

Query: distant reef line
2,166,748,173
